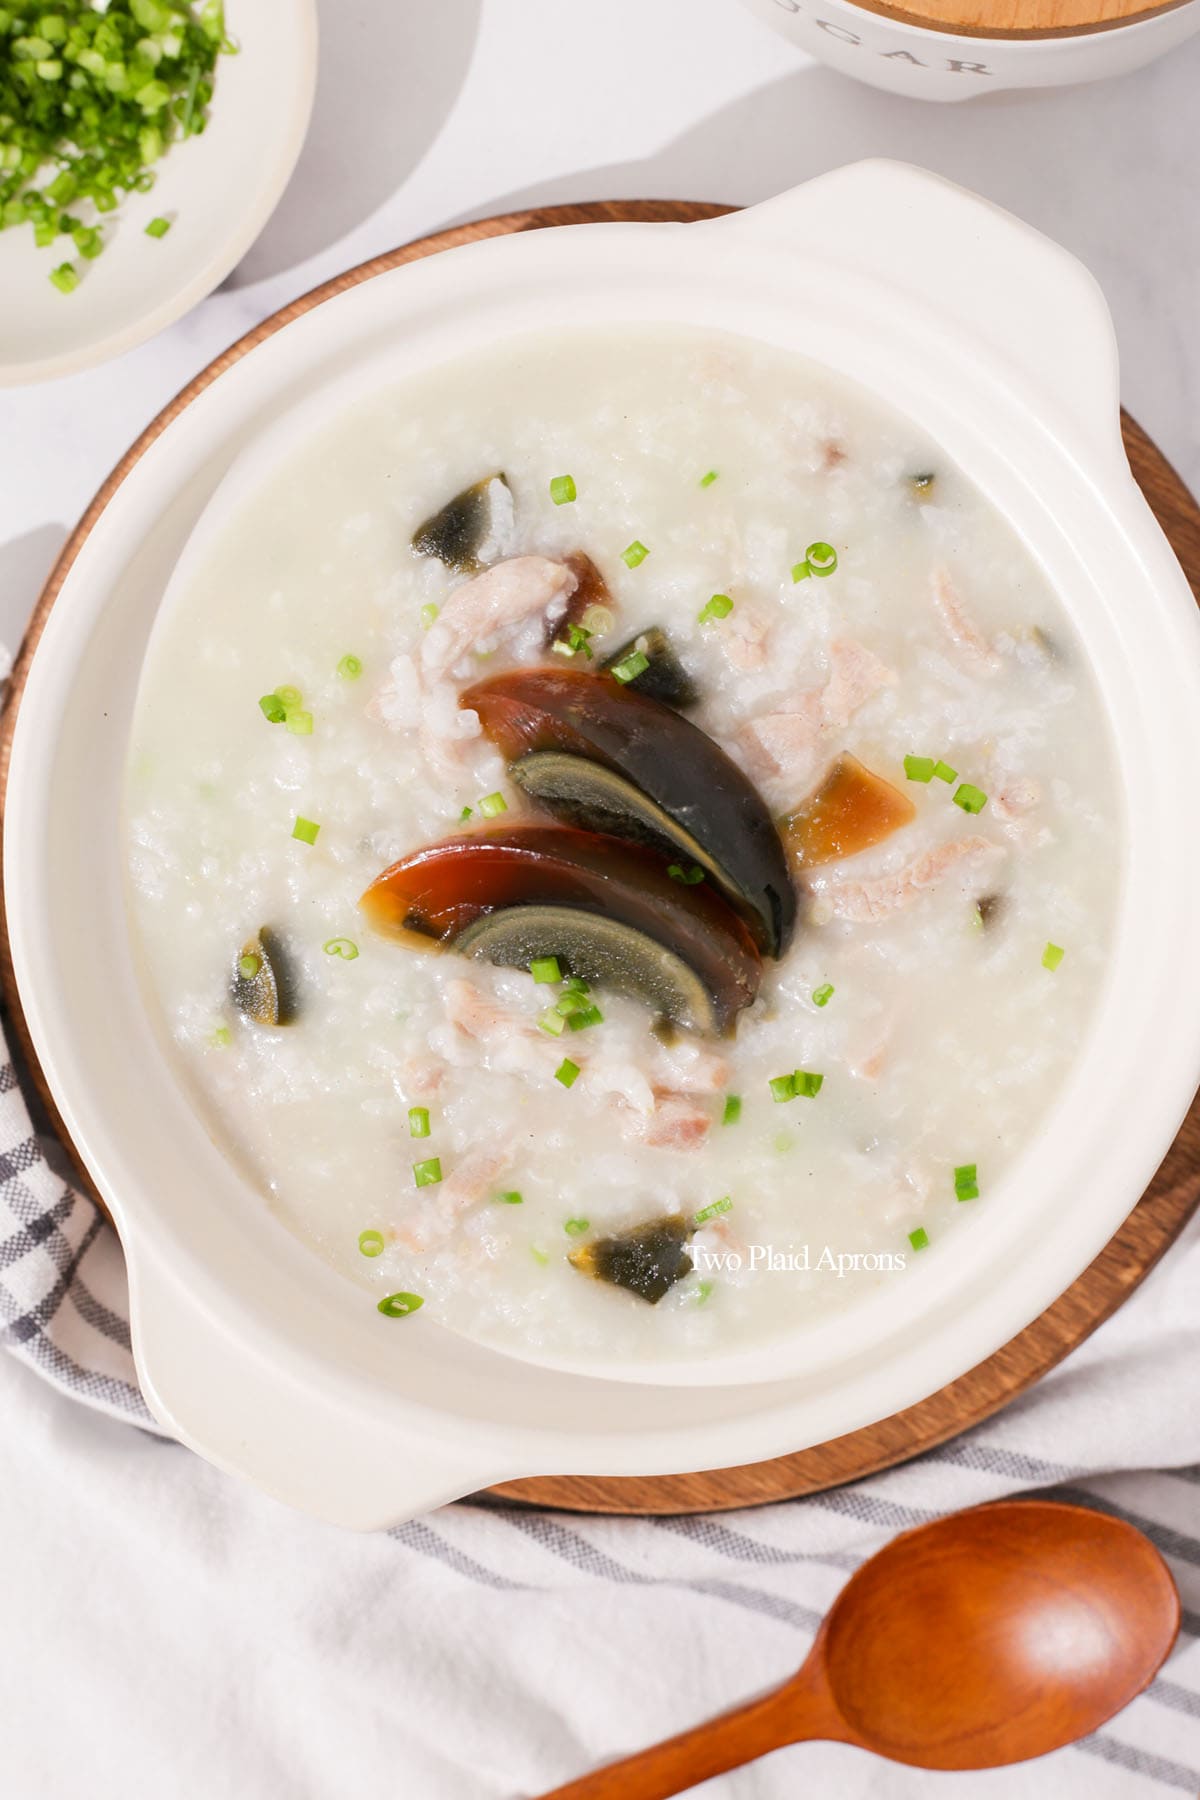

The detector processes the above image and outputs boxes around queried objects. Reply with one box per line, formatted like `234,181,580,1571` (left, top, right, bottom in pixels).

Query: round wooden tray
3,200,1199,1516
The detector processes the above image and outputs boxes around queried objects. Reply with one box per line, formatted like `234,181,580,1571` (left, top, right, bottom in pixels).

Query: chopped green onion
621,540,649,569
420,603,439,630
562,976,590,995
285,709,313,736
699,470,719,488
337,653,363,680
722,1095,742,1126
1042,941,1065,971
697,593,734,626
407,1106,430,1139
567,1004,604,1032
791,560,812,583
812,983,835,1008
323,938,359,961
530,955,562,984
258,693,287,723
694,1196,733,1225
530,1245,550,1267
564,1217,589,1236
459,805,473,822
538,1007,568,1036
794,1070,824,1098
555,1058,580,1089
555,991,589,1017
908,1227,930,1252
953,783,988,815
144,214,170,238
806,541,838,575
667,863,705,885
377,1291,424,1318
954,1163,980,1202
49,260,77,293
773,1131,794,1154
693,1278,714,1303
769,1073,796,1103
275,685,302,708
549,474,577,505
904,755,936,783
210,1024,231,1048
412,1158,443,1188
237,953,260,980
497,1190,524,1205
610,650,650,684
933,760,957,784
292,816,320,845
358,1229,386,1258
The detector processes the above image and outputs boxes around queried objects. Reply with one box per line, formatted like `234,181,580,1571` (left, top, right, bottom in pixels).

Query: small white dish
0,0,317,386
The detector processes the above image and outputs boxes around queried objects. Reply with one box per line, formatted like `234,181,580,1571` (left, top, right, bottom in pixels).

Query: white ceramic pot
739,0,1200,99
7,163,1200,1528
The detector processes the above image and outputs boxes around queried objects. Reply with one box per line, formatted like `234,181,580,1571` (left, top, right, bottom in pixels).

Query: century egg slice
461,668,795,957
569,1214,693,1304
359,824,760,1033
231,927,295,1027
781,754,915,867
411,473,513,572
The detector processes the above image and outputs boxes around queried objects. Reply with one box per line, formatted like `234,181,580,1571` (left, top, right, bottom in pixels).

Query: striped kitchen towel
3,987,1199,1794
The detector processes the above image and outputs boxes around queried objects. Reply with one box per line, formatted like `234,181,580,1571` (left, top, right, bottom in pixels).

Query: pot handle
717,161,1124,470
128,1247,498,1529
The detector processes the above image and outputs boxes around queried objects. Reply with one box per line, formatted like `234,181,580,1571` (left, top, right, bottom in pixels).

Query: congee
125,327,1118,1362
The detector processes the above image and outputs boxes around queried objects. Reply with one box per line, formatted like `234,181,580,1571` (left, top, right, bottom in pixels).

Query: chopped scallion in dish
550,475,577,505
954,1163,979,1201
337,654,363,679
699,470,719,488
610,650,649,684
697,593,733,625
722,1095,742,1126
933,760,957,784
478,791,507,817
323,938,359,960
291,816,319,845
145,215,171,238
408,1105,431,1138
530,956,562,984
694,1196,733,1224
555,1058,580,1089
904,755,936,782
564,1217,589,1236
812,983,835,1007
377,1291,424,1317
412,1157,443,1188
908,1227,930,1251
953,783,988,814
621,540,649,568
358,1229,385,1257
1042,942,1065,971
497,1191,524,1205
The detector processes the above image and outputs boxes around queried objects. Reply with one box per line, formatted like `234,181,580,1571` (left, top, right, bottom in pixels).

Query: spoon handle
533,1677,839,1799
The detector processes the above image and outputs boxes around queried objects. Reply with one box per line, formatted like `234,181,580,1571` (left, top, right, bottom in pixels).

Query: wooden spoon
535,1500,1179,1798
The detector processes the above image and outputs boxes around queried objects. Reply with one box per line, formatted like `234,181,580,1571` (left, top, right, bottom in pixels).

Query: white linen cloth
3,1010,1200,1800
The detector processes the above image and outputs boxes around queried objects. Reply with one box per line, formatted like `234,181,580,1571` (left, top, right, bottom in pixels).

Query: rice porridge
124,327,1119,1363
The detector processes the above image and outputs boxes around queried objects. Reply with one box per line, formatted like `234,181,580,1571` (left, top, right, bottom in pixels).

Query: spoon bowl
537,1500,1180,1798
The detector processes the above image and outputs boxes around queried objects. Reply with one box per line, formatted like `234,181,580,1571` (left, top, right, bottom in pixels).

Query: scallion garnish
358,1229,386,1258
812,983,835,1007
550,474,577,505
275,684,302,708
769,1073,797,1103
668,863,705,885
694,1196,733,1224
806,541,838,575
408,1106,430,1138
954,1163,979,1202
794,1070,824,1098
562,976,590,995
337,653,363,680
697,593,733,626
953,783,988,815
699,470,719,488
1042,942,1065,971
237,953,260,979
530,1245,549,1266
285,709,313,736
621,540,649,569
420,603,439,630
377,1292,424,1317
722,1095,742,1126
459,805,473,821
552,622,594,659
566,1004,603,1032
538,1007,567,1037
530,956,562,985
908,1227,930,1252
564,1217,589,1236
145,215,171,238
933,760,957,784
478,791,507,817
555,1058,580,1089
555,991,589,1017
412,1157,443,1188
258,693,287,723
904,755,936,783
323,938,359,960
611,649,650,684
497,1190,524,1205
210,1024,231,1048
791,560,812,583
693,1279,714,1303
292,816,320,845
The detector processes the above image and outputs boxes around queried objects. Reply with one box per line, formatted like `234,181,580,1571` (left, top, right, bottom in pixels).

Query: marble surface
2,0,1199,671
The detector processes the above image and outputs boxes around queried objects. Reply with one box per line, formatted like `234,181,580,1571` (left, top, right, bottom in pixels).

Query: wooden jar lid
852,0,1190,38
